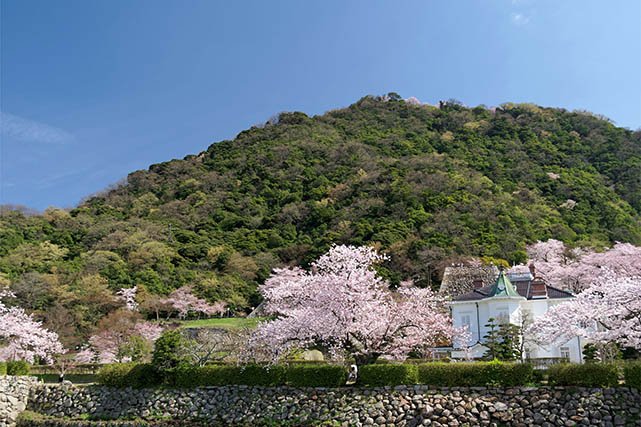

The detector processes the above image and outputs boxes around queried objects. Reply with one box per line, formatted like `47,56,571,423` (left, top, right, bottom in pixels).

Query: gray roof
452,279,574,301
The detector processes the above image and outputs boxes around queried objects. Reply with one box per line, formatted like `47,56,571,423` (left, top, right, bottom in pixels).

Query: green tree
152,330,188,371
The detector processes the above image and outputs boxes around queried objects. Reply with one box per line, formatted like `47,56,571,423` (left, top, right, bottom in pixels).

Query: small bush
623,361,641,389
482,361,533,386
0,362,6,375
548,363,620,387
419,363,479,386
236,364,286,386
152,330,188,371
126,363,163,388
7,360,30,376
418,362,533,387
97,363,137,387
358,364,418,386
286,364,347,387
98,363,162,388
169,364,286,388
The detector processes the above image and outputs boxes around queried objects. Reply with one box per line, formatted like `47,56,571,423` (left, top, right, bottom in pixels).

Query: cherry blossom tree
527,240,641,292
77,309,163,363
245,245,456,365
0,290,65,363
162,286,226,319
528,274,641,353
178,328,250,366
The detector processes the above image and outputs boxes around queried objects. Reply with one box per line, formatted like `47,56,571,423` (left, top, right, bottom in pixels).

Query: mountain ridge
1,95,640,319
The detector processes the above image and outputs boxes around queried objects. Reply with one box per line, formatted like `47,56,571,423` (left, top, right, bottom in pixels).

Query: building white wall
451,296,583,363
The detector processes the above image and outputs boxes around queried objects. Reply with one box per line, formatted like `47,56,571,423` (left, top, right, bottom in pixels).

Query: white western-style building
448,265,583,363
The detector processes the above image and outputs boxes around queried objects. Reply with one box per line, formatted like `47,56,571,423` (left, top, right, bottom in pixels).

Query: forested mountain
1,94,640,342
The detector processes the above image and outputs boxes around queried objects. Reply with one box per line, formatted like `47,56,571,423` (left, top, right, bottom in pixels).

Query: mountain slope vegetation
1,94,640,343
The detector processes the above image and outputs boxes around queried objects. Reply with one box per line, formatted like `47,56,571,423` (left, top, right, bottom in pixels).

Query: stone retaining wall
28,384,641,426
0,377,39,427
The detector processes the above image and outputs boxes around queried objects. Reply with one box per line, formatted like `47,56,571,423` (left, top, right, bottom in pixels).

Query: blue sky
1,0,640,210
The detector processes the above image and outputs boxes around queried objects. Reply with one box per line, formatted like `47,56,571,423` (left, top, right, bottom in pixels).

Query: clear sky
1,0,640,210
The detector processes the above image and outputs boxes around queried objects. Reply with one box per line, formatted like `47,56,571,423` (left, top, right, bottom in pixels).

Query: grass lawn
179,317,266,330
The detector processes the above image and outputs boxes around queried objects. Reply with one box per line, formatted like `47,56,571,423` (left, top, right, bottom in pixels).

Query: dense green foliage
162,364,286,388
482,318,523,361
623,361,641,389
358,364,419,386
285,364,347,387
96,361,641,389
6,360,30,376
547,363,620,387
100,363,349,388
0,361,6,375
418,361,533,387
98,363,144,388
1,95,640,344
151,330,188,371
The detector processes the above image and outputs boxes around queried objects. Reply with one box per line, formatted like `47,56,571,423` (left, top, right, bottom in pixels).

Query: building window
496,307,509,324
560,347,570,360
461,314,471,327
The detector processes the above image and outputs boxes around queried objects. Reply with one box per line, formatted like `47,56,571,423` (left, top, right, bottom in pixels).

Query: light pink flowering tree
162,286,226,319
0,290,65,364
528,274,641,352
77,310,163,364
527,240,641,292
245,245,456,365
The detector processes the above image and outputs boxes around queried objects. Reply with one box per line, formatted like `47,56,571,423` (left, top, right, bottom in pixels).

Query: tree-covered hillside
1,94,640,343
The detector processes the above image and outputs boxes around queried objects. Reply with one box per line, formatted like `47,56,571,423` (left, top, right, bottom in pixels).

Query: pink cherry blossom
528,273,641,350
162,286,226,319
527,240,641,292
245,245,457,364
0,291,65,364
82,319,163,364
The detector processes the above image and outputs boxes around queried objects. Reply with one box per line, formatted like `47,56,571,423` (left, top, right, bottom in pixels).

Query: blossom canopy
246,245,456,364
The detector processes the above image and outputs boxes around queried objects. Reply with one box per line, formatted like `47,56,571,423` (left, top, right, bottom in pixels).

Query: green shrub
358,364,418,386
236,364,286,386
285,364,347,387
623,361,641,389
418,363,480,386
482,361,533,386
169,364,286,388
418,362,533,387
7,360,30,376
126,363,163,388
547,363,620,387
98,363,162,388
152,330,188,372
0,362,6,376
97,363,137,387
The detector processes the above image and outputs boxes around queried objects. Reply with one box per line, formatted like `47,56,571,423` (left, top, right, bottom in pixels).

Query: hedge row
0,361,30,376
98,363,348,388
98,361,641,389
355,362,535,387
8,361,30,376
419,362,534,387
547,363,620,387
624,361,641,389
99,362,534,389
359,364,419,386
